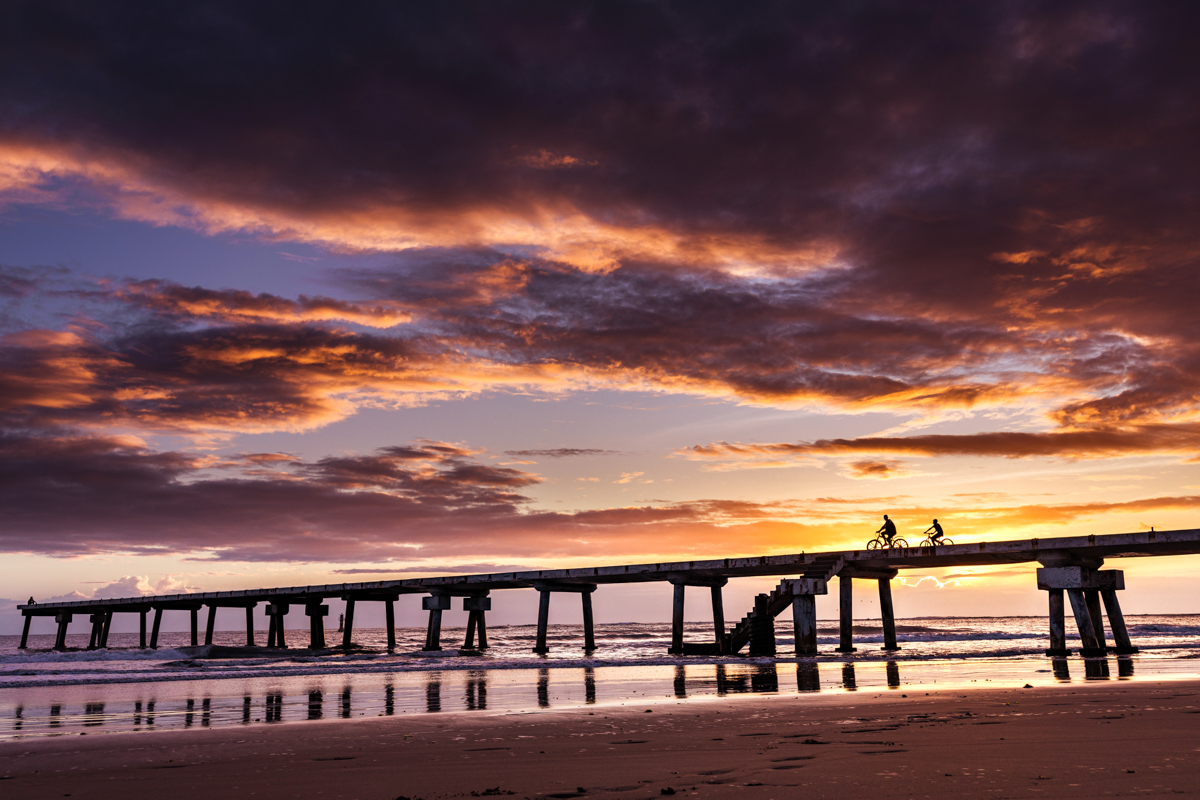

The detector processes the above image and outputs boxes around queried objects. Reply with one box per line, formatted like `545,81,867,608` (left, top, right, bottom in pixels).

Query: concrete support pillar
100,612,112,648
670,583,685,655
1101,589,1139,654
150,608,163,649
463,596,491,649
19,615,32,649
205,606,218,646
1084,590,1107,649
1046,589,1069,656
266,614,277,647
878,578,899,651
341,598,356,649
792,593,817,656
266,603,288,648
384,599,396,650
581,591,596,651
711,585,725,650
190,607,199,647
423,595,450,651
749,593,777,656
139,610,147,648
836,575,856,653
306,603,329,649
1067,589,1105,655
54,613,71,650
245,606,255,646
88,614,103,650
534,590,551,654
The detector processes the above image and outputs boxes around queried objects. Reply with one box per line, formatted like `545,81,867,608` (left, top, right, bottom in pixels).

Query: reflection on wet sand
886,660,900,688
426,675,441,713
0,656,1155,738
797,661,820,692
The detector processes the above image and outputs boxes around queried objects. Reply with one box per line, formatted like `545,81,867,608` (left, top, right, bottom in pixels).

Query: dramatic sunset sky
3,2,1199,631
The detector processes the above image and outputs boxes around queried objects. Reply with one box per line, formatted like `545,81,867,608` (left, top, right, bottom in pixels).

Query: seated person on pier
924,519,944,546
877,514,897,546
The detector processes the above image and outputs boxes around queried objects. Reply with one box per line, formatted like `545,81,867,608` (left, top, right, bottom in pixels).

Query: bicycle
919,535,954,549
866,536,908,550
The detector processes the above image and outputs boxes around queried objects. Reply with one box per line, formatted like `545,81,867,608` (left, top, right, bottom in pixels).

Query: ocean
2,615,1198,739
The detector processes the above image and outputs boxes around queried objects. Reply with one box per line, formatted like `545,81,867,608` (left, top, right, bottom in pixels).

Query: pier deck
17,528,1200,657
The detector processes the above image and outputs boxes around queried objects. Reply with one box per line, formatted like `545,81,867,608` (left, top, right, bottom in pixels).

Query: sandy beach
2,678,1199,799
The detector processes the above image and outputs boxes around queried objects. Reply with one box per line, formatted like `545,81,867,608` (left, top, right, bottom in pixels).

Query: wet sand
2,679,1199,799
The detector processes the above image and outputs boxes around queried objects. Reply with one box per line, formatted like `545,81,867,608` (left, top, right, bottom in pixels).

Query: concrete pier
341,598,355,649
20,528,1200,657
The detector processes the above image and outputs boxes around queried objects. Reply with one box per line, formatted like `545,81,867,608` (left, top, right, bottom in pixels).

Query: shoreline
3,678,1200,798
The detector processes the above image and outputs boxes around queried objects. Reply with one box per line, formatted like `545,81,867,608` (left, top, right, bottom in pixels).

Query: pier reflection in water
0,656,1158,739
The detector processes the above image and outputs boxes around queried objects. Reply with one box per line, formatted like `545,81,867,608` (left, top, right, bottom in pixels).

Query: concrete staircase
726,554,844,654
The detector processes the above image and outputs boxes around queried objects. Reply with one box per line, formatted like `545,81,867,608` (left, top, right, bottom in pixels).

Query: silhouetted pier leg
100,612,112,647
670,583,685,655
711,585,725,652
341,598,355,649
878,578,899,651
266,614,277,647
205,605,217,645
139,610,147,648
582,591,596,651
792,593,817,655
150,608,163,649
1101,588,1138,654
245,606,255,646
1067,589,1104,655
423,594,450,651
54,614,71,650
1084,589,1107,650
384,599,396,650
305,603,329,649
749,593,776,656
534,590,551,654
836,575,856,653
266,603,288,648
464,610,477,648
1046,589,1069,656
190,607,199,646
19,614,31,649
88,614,102,649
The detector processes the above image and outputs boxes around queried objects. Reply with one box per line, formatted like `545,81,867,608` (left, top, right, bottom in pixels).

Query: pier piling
878,578,899,651
190,607,199,646
205,605,217,646
1037,566,1125,656
1046,589,1068,656
791,593,817,655
748,593,776,656
54,613,71,650
836,575,855,653
463,595,491,649
1101,588,1138,654
671,583,685,654
531,582,597,653
100,612,112,648
422,594,450,651
384,598,396,650
266,603,289,648
341,598,355,649
666,575,727,655
150,608,163,649
19,613,31,649
305,602,329,649
245,606,254,646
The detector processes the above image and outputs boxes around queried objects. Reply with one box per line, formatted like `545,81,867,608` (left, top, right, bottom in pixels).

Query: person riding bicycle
876,514,897,546
924,518,944,546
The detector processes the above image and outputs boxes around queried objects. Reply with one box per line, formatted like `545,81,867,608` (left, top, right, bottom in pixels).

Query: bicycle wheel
919,539,932,549
940,538,954,546
866,538,881,550
892,537,908,548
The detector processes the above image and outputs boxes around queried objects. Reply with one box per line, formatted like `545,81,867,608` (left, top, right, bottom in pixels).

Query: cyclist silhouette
876,514,897,546
924,519,944,546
